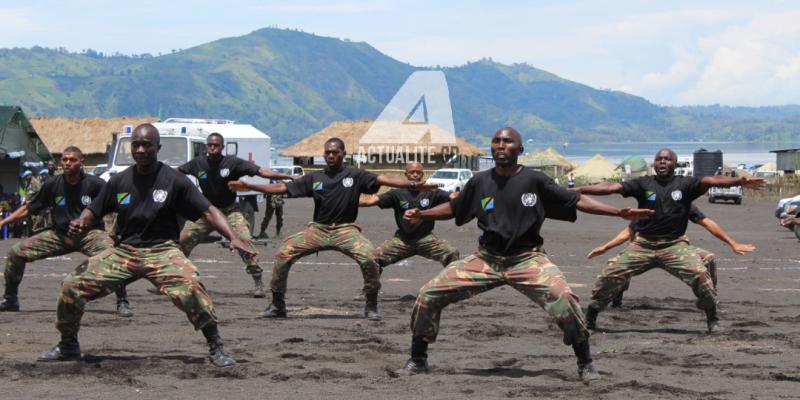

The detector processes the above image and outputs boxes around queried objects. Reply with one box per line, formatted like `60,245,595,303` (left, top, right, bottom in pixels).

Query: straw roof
756,162,777,172
519,147,576,169
571,154,618,182
30,116,159,155
280,120,484,157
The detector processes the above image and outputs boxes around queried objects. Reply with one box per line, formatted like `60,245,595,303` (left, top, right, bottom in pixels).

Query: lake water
527,141,800,167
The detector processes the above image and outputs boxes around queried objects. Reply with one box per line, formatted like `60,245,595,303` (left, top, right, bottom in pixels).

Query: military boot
252,274,266,298
262,291,287,318
0,295,20,312
706,305,722,333
38,336,81,362
364,291,381,321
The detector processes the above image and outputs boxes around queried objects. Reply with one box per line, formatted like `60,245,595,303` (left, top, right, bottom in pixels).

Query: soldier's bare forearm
418,202,455,221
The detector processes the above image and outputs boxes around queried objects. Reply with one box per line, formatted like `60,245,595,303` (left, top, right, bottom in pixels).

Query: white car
271,165,305,182
426,168,473,192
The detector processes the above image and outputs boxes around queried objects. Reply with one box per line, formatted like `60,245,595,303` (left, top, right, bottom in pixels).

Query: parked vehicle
426,168,472,192
102,118,272,233
89,163,108,176
776,194,800,230
271,165,304,182
708,186,742,204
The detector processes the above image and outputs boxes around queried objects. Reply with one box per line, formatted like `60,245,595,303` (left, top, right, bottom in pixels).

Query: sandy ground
0,195,799,399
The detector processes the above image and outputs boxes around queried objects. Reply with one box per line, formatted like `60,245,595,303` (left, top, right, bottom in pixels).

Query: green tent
0,106,54,196
617,155,648,173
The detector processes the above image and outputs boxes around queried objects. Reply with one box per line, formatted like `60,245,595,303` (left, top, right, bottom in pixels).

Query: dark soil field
1,196,799,399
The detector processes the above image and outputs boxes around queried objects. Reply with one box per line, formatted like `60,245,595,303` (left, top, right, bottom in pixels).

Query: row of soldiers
0,124,763,381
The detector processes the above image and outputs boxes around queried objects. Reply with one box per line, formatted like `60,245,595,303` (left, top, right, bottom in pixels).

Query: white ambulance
101,118,272,232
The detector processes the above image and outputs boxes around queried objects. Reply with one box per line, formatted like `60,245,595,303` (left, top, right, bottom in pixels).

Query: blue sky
2,0,798,106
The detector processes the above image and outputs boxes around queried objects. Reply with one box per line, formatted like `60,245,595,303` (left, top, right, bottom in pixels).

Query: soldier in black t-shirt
178,133,293,298
359,162,459,272
397,128,654,382
587,205,755,307
0,147,132,316
37,124,257,368
574,148,764,333
229,137,437,322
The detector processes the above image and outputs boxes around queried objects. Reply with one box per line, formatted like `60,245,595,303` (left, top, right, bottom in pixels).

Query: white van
102,118,272,231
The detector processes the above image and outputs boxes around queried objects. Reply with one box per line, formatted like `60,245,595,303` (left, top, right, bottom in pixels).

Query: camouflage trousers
589,235,717,311
617,247,717,295
179,204,260,274
411,249,589,345
373,233,460,269
56,241,217,338
260,201,283,235
4,229,112,296
272,222,380,294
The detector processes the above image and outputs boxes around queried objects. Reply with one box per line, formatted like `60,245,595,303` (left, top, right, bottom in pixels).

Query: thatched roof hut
30,116,158,165
571,154,619,182
281,120,485,170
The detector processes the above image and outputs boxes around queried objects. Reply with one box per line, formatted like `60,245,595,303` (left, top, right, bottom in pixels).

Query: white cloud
262,2,388,14
676,12,800,105
0,8,38,33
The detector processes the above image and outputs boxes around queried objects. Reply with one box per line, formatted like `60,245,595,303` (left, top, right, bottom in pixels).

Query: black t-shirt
630,204,706,231
89,163,211,247
286,166,379,224
623,175,704,240
27,174,105,235
450,168,579,255
179,155,260,208
379,188,451,240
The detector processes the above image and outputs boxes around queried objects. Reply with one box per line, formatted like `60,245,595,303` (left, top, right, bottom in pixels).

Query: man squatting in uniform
178,132,294,298
228,137,438,321
37,124,257,367
399,127,654,381
588,204,755,307
0,146,133,317
359,161,460,273
574,149,764,333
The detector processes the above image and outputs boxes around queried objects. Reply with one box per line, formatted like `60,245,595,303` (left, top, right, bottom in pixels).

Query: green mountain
1,28,798,145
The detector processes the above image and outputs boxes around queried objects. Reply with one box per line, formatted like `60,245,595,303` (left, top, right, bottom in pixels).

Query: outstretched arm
403,202,454,223
376,175,438,191
697,217,755,255
0,205,30,231
203,206,258,256
699,175,765,193
228,180,289,195
587,226,633,259
571,182,624,195
359,194,380,207
576,194,654,220
257,167,295,181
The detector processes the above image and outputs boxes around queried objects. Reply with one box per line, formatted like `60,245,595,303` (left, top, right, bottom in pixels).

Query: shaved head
132,123,160,144
494,127,522,144
405,162,423,172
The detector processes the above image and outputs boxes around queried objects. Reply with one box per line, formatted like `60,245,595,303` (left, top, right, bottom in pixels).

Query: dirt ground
1,195,799,399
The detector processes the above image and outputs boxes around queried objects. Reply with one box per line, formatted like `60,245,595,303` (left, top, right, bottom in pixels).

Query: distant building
280,120,485,170
770,148,800,174
30,117,158,166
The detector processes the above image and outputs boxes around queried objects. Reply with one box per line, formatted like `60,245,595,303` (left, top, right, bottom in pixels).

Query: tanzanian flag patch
54,195,66,206
646,191,656,202
481,196,495,213
400,200,411,209
197,170,208,180
117,192,131,205
313,181,324,192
